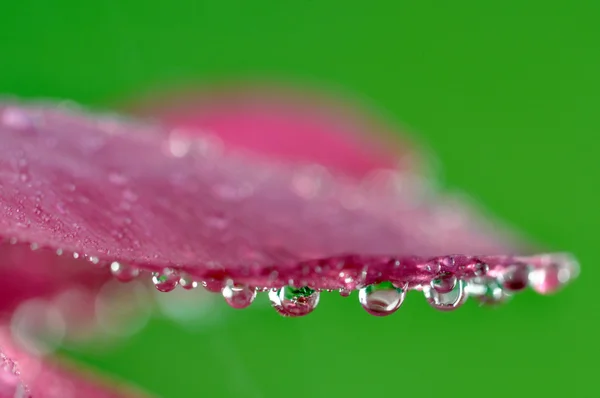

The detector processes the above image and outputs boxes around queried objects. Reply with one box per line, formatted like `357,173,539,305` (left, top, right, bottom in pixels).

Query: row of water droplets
6,238,579,319
108,256,578,318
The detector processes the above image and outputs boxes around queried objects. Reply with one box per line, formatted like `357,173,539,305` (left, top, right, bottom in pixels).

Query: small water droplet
339,287,351,297
424,279,468,311
467,277,510,305
430,272,457,294
152,268,179,292
110,261,140,282
501,263,530,292
222,282,256,309
179,273,198,290
358,281,406,316
269,286,320,317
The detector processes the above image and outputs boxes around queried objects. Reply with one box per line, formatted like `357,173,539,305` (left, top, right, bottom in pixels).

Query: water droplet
473,261,489,276
467,277,510,305
179,273,198,290
202,278,224,293
269,286,320,317
501,263,530,292
358,281,406,316
430,272,457,294
339,287,351,297
424,279,468,311
110,261,140,282
152,268,179,292
222,282,256,309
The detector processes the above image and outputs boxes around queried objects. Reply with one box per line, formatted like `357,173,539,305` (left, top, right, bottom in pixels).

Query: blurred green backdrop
1,1,598,397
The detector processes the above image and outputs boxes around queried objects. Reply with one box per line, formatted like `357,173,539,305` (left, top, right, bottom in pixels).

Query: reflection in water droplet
202,278,224,293
152,268,179,292
358,281,406,316
10,299,66,356
269,286,320,317
222,282,256,309
179,273,198,290
110,261,140,282
424,279,468,311
501,263,530,292
430,272,457,294
466,277,510,306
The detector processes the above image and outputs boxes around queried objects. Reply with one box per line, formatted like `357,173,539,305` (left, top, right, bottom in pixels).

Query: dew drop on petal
110,261,139,282
201,278,224,293
179,273,198,290
222,282,257,309
501,263,530,292
430,272,457,294
358,281,406,316
424,279,468,311
152,268,179,292
269,286,320,317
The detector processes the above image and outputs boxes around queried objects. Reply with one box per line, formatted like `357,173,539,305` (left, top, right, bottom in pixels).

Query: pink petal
127,84,412,177
1,331,145,398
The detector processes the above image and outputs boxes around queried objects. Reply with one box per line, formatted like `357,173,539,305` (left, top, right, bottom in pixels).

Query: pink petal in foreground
1,331,146,398
0,95,578,319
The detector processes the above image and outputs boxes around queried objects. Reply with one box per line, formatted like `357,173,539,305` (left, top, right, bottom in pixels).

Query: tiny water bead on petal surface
269,286,320,317
358,281,406,316
152,268,179,292
222,282,257,309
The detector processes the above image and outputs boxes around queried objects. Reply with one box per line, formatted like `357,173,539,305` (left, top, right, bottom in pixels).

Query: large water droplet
222,282,256,309
152,268,179,292
501,263,530,292
110,261,140,282
467,277,510,306
358,281,406,316
269,286,320,317
424,279,468,311
430,272,457,294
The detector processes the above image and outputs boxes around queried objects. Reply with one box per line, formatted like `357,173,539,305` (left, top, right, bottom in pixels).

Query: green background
1,1,598,396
